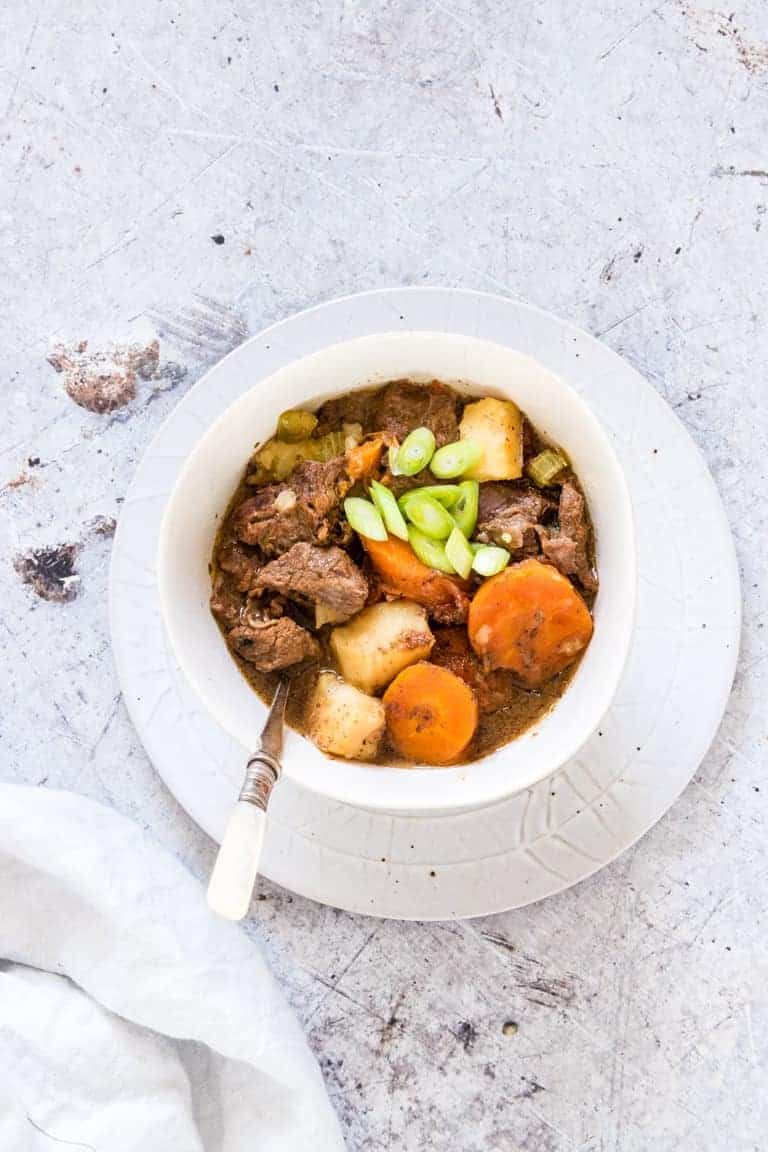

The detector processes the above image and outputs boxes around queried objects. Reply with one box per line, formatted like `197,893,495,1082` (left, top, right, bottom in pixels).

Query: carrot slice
383,662,478,765
468,558,593,687
362,535,470,624
346,437,385,482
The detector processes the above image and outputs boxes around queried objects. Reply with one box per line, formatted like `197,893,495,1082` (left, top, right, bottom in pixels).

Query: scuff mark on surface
88,514,117,538
454,1020,478,1052
599,244,644,284
1,473,32,494
147,294,248,368
681,6,768,74
488,83,503,120
712,164,768,180
481,931,579,1007
14,544,81,602
378,991,406,1048
600,255,617,284
518,1075,546,1099
47,339,186,413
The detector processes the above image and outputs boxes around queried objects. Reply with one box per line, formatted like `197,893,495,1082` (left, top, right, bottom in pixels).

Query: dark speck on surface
28,456,40,467
211,234,226,245
502,1020,519,1036
455,1021,478,1052
14,543,80,602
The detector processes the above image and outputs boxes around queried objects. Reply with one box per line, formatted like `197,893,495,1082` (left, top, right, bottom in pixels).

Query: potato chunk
329,600,435,694
459,397,523,481
307,672,385,761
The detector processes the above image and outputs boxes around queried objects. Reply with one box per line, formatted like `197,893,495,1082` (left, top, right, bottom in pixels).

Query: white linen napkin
0,783,345,1151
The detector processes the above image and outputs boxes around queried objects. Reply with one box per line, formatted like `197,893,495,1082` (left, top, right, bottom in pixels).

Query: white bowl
158,331,636,815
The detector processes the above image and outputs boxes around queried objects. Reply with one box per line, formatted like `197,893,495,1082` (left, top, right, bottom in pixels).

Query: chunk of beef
430,628,511,713
254,541,368,621
522,417,546,463
210,572,243,630
315,390,377,436
228,613,320,671
217,539,261,592
475,481,556,555
387,470,449,499
372,380,461,447
231,458,351,556
540,480,598,593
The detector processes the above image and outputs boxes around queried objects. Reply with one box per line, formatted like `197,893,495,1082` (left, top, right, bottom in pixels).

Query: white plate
109,288,740,919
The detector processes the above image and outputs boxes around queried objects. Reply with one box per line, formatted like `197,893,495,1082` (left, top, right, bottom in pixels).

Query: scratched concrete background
2,1,767,1149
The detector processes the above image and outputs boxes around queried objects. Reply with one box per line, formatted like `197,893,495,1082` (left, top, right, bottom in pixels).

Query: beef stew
210,379,597,766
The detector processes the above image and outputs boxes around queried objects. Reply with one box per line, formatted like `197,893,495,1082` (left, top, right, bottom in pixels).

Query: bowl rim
157,326,637,815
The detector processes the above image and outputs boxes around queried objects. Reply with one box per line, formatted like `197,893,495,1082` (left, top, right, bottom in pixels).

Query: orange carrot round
363,535,470,624
468,559,593,687
383,662,478,765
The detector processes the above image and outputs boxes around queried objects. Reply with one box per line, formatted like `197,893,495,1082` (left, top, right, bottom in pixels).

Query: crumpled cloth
0,784,344,1151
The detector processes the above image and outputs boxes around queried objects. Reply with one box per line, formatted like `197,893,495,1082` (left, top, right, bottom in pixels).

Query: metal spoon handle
207,680,288,921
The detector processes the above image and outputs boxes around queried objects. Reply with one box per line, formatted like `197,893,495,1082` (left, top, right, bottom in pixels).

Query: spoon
207,677,289,920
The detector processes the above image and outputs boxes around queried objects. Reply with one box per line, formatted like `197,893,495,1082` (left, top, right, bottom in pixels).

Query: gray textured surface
1,2,766,1149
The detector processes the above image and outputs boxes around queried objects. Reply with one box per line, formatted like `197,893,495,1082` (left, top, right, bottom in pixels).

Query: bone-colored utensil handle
207,801,267,921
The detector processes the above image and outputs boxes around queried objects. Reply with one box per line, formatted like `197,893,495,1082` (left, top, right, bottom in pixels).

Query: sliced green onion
344,497,387,541
396,427,436,476
398,486,459,517
451,479,479,538
444,526,474,579
277,409,318,443
401,483,461,508
526,447,568,488
472,544,511,577
400,493,454,540
388,441,403,476
407,526,456,574
369,480,409,541
430,439,483,479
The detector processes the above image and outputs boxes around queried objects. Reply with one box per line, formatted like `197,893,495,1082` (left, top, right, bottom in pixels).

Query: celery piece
526,448,568,488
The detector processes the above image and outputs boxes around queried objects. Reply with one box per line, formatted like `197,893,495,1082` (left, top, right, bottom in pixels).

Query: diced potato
459,397,523,481
329,600,435,695
315,602,350,628
307,672,385,761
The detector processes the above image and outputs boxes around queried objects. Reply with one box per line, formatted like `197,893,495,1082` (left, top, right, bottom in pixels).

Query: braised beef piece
231,458,351,555
217,539,261,592
522,417,546,463
387,470,447,498
314,391,377,436
228,612,320,671
210,572,244,630
430,628,512,713
540,480,598,593
372,380,461,447
254,541,368,621
475,481,557,555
